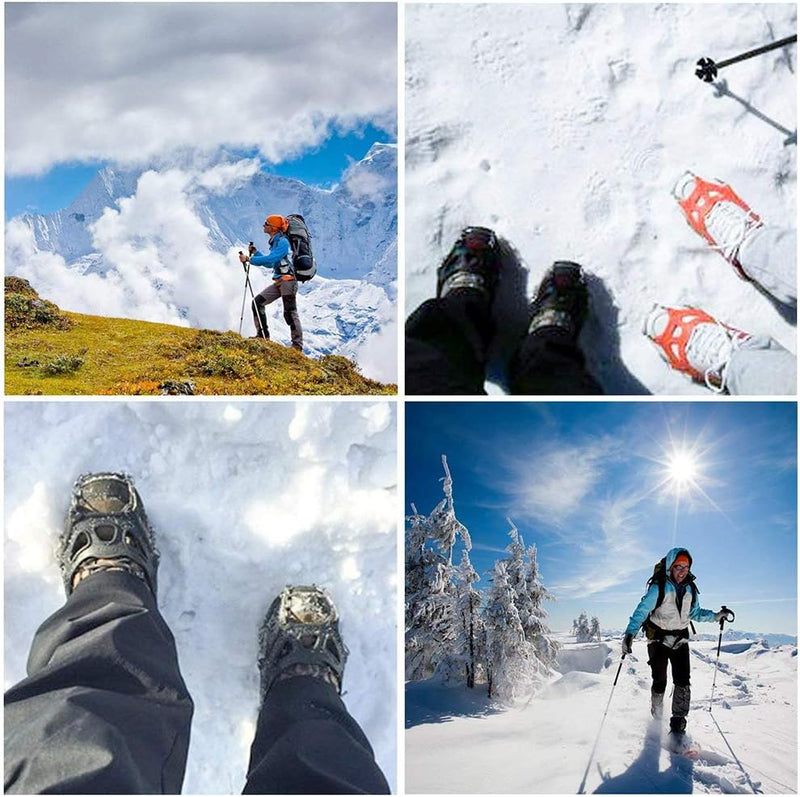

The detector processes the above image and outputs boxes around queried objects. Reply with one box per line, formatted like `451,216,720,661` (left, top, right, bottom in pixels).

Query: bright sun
667,449,698,487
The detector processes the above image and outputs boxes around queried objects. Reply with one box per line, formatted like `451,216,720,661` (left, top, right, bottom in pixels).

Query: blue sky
406,402,797,636
5,123,392,220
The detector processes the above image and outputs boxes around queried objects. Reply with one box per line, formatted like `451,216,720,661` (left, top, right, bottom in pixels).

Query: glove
715,607,734,623
239,252,250,264
622,633,634,655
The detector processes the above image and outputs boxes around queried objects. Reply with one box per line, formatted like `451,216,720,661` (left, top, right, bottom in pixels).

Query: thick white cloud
5,3,397,175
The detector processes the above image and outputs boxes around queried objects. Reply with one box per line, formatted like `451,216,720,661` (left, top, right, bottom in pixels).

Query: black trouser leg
508,327,603,394
405,290,493,395
4,571,193,795
648,641,691,729
242,676,390,795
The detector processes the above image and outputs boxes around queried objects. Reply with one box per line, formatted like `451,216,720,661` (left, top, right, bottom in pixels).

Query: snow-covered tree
483,520,558,701
405,455,472,681
452,548,482,688
573,612,601,642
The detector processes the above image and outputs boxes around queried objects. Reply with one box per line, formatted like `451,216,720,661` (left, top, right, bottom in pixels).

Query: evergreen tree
453,548,482,688
405,455,471,681
589,615,602,642
483,519,558,701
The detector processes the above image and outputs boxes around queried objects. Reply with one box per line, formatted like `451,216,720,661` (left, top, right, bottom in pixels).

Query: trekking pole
238,245,268,339
577,653,626,794
708,606,735,711
238,257,250,336
696,34,797,82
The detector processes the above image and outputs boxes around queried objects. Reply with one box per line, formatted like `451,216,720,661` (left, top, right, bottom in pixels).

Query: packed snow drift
406,634,796,794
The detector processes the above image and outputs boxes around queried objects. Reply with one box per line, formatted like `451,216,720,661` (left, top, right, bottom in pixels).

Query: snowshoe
526,261,589,340
436,226,501,299
643,304,752,392
673,171,763,280
664,730,700,760
257,585,348,702
59,472,159,595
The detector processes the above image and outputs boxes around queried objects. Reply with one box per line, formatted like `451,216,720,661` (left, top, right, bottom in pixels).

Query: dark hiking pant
647,640,691,723
5,571,389,795
405,291,603,395
253,278,303,350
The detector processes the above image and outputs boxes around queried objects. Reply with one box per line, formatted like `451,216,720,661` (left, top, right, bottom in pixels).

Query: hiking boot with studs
59,472,159,595
527,261,589,340
257,585,348,702
436,226,502,300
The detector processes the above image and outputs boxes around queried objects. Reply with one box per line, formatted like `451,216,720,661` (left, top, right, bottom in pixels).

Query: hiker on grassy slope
623,547,730,738
240,214,303,352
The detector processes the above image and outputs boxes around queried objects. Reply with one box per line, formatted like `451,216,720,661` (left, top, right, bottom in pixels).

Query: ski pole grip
720,605,735,624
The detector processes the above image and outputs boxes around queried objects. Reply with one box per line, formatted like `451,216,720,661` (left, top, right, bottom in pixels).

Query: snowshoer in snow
644,172,796,395
405,226,603,394
623,547,731,740
4,472,389,795
240,214,303,352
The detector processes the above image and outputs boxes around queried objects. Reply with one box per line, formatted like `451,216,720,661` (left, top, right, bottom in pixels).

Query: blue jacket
625,547,717,635
250,233,293,280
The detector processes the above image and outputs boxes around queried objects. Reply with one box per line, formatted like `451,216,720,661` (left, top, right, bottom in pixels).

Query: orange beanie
265,214,288,232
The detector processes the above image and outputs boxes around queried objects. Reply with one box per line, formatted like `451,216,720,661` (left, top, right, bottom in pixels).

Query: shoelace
705,201,760,264
684,320,737,393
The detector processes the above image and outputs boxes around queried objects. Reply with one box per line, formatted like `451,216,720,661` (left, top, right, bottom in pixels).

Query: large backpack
285,214,317,282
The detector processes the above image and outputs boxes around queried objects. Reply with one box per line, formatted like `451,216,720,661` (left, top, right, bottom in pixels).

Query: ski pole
696,34,797,82
708,605,735,711
578,653,626,793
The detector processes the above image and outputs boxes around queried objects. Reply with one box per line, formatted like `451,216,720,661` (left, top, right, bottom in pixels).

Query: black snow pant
405,291,603,395
4,571,390,795
647,640,691,725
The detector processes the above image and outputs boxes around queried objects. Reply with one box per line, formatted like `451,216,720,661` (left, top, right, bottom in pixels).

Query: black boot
526,261,589,341
436,227,502,300
257,585,348,702
669,715,687,734
58,472,159,595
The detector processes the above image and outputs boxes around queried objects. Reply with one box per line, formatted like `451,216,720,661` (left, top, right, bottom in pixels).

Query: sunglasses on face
672,564,689,573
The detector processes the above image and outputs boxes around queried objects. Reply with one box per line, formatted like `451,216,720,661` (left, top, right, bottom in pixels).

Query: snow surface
406,635,796,794
405,4,797,394
4,401,397,793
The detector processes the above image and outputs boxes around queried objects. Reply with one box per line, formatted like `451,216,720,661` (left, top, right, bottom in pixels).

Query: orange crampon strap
651,306,718,378
678,176,760,247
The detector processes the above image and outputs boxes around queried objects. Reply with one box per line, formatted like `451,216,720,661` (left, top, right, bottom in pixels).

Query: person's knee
651,679,667,694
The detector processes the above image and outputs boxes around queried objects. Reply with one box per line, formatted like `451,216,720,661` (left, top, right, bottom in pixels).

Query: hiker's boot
257,585,348,703
59,472,159,596
526,261,589,341
436,227,502,300
651,690,665,719
643,304,752,393
673,171,763,281
669,715,687,734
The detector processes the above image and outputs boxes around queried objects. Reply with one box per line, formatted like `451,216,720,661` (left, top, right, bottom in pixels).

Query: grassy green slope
5,277,395,396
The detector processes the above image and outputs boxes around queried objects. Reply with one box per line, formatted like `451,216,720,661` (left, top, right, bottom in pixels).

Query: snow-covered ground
406,635,797,793
405,3,797,394
4,401,397,793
